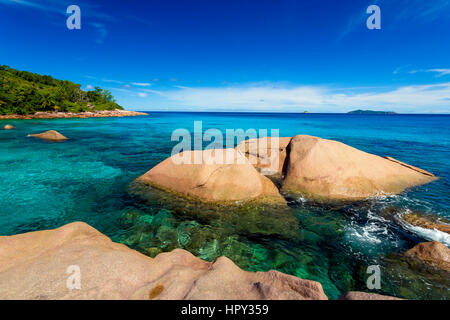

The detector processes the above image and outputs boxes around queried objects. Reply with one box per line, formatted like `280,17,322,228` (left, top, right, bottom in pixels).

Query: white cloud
137,92,148,97
406,69,450,77
85,84,94,90
102,78,123,84
428,69,450,77
134,82,450,113
131,82,151,87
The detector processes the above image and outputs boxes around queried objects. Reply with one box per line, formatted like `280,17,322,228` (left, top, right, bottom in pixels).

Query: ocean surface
0,112,449,299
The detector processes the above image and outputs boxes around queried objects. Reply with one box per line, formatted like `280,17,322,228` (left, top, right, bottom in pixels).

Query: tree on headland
0,65,123,115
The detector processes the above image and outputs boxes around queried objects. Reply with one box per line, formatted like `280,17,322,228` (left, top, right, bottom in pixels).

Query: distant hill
348,109,397,114
0,65,123,115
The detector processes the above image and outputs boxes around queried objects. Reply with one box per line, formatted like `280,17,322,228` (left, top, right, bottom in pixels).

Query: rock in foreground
281,135,437,201
405,241,450,271
134,149,285,204
339,292,403,300
0,222,328,300
29,130,68,142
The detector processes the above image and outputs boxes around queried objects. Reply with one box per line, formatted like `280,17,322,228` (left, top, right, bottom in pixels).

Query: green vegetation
0,65,123,115
348,109,396,114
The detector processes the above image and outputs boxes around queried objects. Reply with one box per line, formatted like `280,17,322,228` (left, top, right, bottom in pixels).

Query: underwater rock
0,222,328,300
128,185,298,240
405,241,450,271
133,149,285,204
281,135,437,201
381,249,450,299
403,213,450,234
29,130,68,142
378,207,450,245
339,292,403,300
235,137,292,176
3,124,14,130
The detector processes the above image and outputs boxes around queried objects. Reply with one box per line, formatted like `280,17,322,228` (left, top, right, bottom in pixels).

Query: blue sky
1,0,450,113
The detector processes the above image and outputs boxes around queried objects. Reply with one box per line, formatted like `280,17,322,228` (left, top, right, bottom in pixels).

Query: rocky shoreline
1,221,445,300
0,222,403,300
0,132,447,300
0,109,148,120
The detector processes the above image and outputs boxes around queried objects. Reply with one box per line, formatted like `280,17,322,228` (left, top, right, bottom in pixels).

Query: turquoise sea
0,112,449,299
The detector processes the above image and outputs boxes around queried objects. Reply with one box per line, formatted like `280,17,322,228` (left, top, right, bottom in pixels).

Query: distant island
0,65,146,119
348,109,397,114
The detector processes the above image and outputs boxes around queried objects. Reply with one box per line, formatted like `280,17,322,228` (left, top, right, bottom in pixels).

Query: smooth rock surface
339,292,403,300
0,222,328,300
3,124,14,130
236,137,292,175
281,135,437,201
134,149,285,204
29,130,68,142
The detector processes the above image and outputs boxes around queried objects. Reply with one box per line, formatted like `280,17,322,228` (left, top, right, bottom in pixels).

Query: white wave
398,220,450,246
345,210,394,246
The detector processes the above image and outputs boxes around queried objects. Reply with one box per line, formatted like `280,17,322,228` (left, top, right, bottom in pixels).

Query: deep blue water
0,112,449,299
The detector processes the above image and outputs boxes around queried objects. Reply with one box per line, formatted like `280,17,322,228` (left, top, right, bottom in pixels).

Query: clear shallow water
0,112,449,299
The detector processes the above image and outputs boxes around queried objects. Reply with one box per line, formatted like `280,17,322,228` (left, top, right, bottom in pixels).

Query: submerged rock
281,135,437,201
382,250,450,299
3,124,14,130
403,213,450,234
405,241,450,271
379,207,450,245
0,222,328,300
235,137,292,176
133,149,285,204
29,130,68,142
339,292,403,300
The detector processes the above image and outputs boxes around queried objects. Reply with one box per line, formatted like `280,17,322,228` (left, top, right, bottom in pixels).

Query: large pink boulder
133,149,285,204
0,222,328,300
281,135,437,201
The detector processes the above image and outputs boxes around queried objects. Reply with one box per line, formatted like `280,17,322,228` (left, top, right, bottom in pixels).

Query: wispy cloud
0,0,50,11
91,22,108,44
338,0,380,41
393,65,412,74
0,0,115,44
338,0,450,40
428,69,450,77
131,82,152,87
406,68,450,77
101,78,123,84
132,82,450,113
